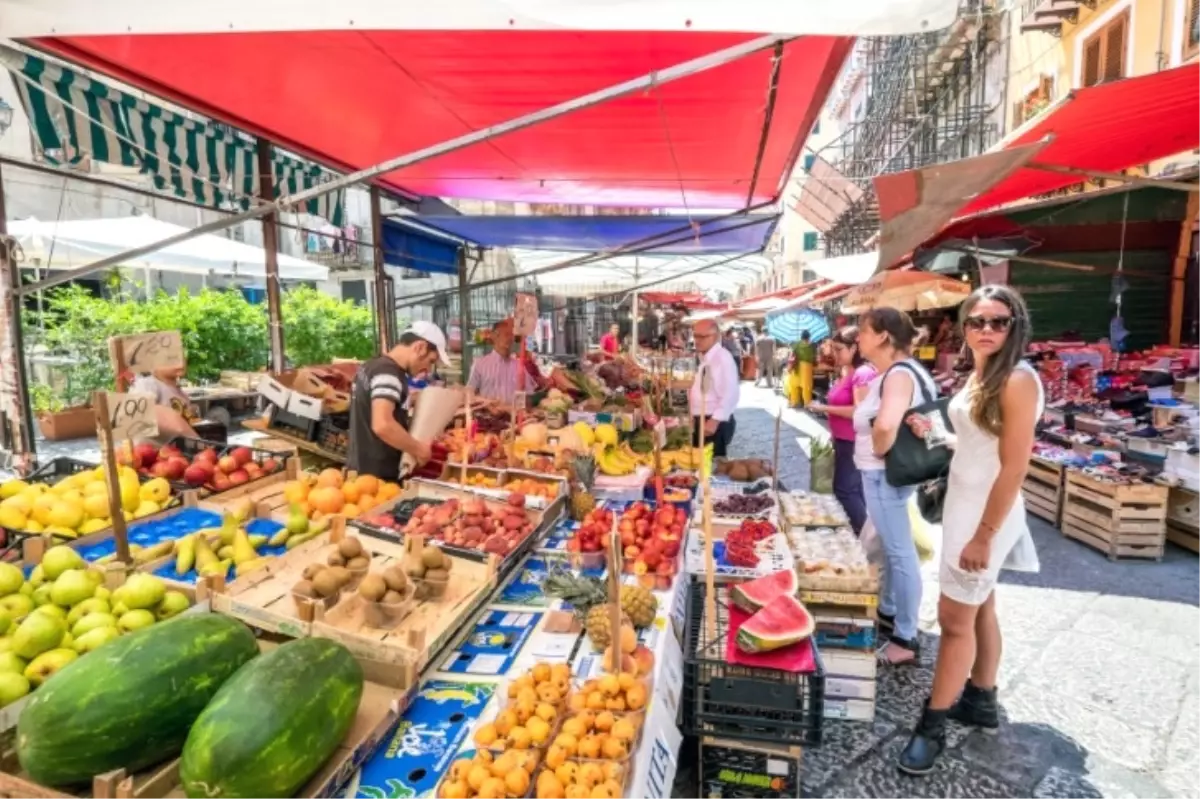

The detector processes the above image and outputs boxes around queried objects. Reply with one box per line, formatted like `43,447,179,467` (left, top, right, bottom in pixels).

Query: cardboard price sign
513,293,538,338
106,392,159,441
112,330,184,374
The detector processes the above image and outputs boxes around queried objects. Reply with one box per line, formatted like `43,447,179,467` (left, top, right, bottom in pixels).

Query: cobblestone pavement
674,385,1200,798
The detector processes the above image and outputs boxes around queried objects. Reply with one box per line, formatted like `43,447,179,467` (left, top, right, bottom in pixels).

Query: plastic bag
809,440,835,495
861,503,936,566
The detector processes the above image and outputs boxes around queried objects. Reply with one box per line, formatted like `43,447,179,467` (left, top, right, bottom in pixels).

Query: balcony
1020,0,1095,36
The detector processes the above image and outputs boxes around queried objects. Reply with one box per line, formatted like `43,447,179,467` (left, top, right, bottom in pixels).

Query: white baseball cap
404,321,452,367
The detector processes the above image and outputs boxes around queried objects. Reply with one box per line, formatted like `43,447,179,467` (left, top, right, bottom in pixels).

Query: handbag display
874,361,955,489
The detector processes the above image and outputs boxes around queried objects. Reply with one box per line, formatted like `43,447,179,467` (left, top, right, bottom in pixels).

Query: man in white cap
347,321,451,480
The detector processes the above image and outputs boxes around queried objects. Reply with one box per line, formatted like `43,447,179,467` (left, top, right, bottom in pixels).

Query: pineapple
569,453,597,521
542,569,655,651
620,584,658,629
584,603,629,651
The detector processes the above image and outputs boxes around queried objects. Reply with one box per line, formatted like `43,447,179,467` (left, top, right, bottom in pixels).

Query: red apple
195,448,218,464
151,461,175,479
134,443,160,468
183,464,209,486
217,455,239,474
620,530,636,548
230,446,254,466
211,471,231,491
165,457,189,480
227,469,250,485
158,444,182,461
261,457,278,472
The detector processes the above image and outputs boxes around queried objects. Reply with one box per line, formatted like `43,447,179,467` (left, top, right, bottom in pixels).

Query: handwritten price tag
106,392,158,441
113,331,183,374
513,293,538,338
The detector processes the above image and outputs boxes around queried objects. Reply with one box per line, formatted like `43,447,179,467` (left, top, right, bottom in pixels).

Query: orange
283,481,309,504
378,481,401,500
315,468,344,488
342,503,360,518
341,480,362,503
355,473,381,497
358,493,379,511
308,486,345,515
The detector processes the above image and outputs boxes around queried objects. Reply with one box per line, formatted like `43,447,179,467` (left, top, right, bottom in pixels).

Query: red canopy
32,31,851,208
639,292,725,310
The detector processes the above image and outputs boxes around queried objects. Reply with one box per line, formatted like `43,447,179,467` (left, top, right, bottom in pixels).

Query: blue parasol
765,308,830,345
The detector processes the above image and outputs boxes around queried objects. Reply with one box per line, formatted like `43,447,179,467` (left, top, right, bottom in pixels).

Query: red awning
961,64,1200,215
30,31,851,208
639,292,725,310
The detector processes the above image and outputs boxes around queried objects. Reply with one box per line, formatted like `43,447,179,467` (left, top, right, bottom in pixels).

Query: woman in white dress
898,285,1042,775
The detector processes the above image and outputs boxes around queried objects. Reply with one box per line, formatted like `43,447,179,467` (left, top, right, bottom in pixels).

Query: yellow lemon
83,480,108,497
82,494,111,520
58,489,85,509
46,500,84,531
1,493,33,516
119,476,141,513
91,466,107,482
31,494,59,526
23,519,44,533
0,506,27,531
118,466,139,483
0,480,28,500
43,525,77,539
133,500,160,519
78,518,110,535
139,478,170,505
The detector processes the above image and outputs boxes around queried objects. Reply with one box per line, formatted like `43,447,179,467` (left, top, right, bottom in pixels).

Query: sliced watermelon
730,568,798,613
736,594,815,654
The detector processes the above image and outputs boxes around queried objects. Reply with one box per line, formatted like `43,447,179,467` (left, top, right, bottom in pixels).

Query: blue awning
381,218,463,276
407,214,778,254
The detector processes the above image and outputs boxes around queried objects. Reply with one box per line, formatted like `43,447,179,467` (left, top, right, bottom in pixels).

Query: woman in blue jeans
851,308,935,666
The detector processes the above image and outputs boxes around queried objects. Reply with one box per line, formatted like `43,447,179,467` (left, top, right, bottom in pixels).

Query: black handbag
875,362,955,488
915,475,949,524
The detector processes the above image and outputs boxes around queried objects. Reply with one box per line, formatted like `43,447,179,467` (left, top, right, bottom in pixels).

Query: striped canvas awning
2,45,345,225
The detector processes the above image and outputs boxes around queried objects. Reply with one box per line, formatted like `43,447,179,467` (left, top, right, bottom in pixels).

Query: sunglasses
964,315,1013,333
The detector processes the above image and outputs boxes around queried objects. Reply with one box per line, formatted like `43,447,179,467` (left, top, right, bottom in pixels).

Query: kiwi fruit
413,582,431,601
302,563,326,581
328,566,353,588
346,556,370,570
406,561,427,580
383,566,408,592
292,579,316,598
358,574,387,602
339,537,364,559
424,567,449,583
382,589,405,604
312,571,341,598
420,547,445,570
327,551,346,567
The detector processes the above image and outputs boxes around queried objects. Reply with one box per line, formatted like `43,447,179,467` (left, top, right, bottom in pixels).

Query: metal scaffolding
820,2,1005,256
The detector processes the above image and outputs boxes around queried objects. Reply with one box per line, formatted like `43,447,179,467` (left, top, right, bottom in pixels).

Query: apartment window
803,232,819,251
1013,75,1055,128
803,154,816,171
1185,0,1200,61
1081,9,1129,87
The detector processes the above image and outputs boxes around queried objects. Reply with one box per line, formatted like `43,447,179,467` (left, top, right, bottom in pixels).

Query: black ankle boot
877,611,896,633
948,681,999,732
898,704,947,776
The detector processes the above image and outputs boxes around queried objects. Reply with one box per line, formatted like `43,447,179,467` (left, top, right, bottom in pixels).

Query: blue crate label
440,611,541,675
354,681,495,799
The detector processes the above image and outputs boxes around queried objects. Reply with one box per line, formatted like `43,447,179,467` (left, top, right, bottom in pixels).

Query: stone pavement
673,385,1200,798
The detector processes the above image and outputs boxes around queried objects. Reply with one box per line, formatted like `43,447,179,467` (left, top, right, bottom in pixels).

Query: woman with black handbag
898,285,1041,775
852,308,939,667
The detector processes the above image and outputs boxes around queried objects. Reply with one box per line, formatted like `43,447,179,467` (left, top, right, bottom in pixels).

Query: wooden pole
93,392,131,564
370,186,391,354
0,161,36,474
457,249,472,384
1169,192,1199,346
256,140,286,373
462,389,473,486
608,512,622,674
699,383,716,640
772,401,782,486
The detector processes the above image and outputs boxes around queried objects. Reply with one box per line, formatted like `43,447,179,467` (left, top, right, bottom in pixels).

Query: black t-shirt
347,356,411,480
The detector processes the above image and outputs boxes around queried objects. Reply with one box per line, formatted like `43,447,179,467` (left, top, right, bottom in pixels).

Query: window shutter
1186,0,1200,58
1083,37,1102,87
1103,14,1127,82
1013,99,1025,128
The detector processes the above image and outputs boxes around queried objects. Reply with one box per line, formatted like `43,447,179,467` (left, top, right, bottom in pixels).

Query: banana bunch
596,444,638,476
661,448,700,471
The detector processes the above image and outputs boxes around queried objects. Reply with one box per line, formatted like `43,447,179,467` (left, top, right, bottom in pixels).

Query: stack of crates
801,587,879,722
682,581,823,798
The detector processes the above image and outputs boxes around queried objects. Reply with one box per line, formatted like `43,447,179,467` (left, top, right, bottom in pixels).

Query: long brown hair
860,307,918,352
831,326,865,367
961,285,1032,436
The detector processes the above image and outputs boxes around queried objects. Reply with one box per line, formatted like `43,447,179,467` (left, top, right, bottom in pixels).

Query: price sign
629,695,683,799
112,331,184,374
513,293,538,338
106,392,158,441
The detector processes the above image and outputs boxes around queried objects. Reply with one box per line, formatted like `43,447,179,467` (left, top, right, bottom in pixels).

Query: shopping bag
808,440,835,495
908,498,936,564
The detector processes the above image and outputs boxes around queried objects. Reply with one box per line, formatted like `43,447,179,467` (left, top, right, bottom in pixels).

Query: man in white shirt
467,318,525,405
689,319,740,457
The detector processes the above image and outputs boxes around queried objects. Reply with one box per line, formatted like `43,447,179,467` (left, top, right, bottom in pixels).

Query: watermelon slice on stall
730,568,799,613
735,594,815,654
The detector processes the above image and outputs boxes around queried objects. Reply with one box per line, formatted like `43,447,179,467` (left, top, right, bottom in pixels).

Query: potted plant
32,383,96,441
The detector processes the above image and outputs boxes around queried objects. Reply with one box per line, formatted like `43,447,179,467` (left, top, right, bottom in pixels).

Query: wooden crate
1022,456,1065,525
1061,472,1169,561
1166,487,1199,554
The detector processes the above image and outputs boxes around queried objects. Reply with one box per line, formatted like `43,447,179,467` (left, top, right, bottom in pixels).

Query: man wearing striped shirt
467,319,527,405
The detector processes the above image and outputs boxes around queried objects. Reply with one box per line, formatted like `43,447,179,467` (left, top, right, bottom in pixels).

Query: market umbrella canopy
841,271,970,314
765,308,830,345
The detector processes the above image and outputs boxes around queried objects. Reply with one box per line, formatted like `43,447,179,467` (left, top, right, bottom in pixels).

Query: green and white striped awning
2,45,345,226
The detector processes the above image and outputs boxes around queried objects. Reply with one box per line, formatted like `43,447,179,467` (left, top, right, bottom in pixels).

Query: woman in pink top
809,326,875,533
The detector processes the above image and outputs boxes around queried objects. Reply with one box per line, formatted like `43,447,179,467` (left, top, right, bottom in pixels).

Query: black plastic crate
682,581,825,747
316,413,350,456
267,404,320,441
699,736,803,798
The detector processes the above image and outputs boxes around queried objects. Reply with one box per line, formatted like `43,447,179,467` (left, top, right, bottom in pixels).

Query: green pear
67,598,110,628
120,574,165,610
0,671,30,707
50,570,95,608
32,605,65,622
0,563,24,598
18,583,32,597
31,584,53,608
71,613,118,639
0,611,11,636
117,609,155,633
41,546,84,581
93,585,111,602
72,626,120,654
155,591,190,621
24,648,77,686
12,612,65,659
0,594,33,621
0,652,26,674
0,637,11,653
27,565,44,589
58,631,72,649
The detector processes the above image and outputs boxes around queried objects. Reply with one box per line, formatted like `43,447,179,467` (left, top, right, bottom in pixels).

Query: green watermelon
735,594,814,653
730,568,798,613
17,614,259,786
180,637,364,798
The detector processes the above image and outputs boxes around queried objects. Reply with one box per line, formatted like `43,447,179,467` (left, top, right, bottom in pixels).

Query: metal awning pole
0,161,36,473
370,186,391,352
256,139,286,373
457,248,472,384
17,33,789,297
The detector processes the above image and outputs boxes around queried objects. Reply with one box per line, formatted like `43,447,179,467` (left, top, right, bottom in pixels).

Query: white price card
513,293,538,338
629,694,683,799
106,392,158,441
113,330,184,374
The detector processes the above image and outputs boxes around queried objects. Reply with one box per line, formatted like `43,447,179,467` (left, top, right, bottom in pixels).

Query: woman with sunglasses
807,326,874,534
899,285,1041,775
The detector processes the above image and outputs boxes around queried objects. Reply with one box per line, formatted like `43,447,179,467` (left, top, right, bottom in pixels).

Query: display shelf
1061,472,1169,561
